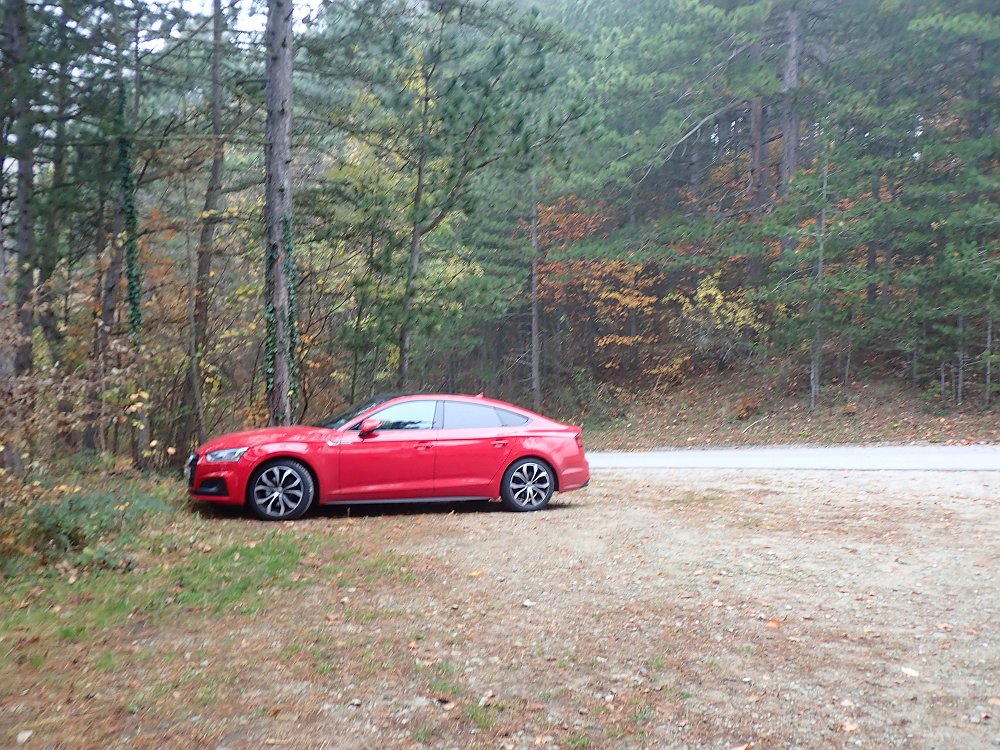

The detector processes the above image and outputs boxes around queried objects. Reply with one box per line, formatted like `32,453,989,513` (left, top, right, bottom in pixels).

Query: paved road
588,444,1000,472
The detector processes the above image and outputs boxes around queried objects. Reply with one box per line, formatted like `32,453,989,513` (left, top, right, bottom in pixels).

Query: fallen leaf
765,619,782,629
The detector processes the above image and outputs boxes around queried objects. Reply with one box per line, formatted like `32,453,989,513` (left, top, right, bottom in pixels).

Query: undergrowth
1,453,181,576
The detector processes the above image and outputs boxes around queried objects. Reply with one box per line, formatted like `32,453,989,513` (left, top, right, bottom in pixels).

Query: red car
186,393,590,520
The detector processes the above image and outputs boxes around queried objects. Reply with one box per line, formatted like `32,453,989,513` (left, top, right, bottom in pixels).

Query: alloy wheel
253,465,306,518
507,461,552,509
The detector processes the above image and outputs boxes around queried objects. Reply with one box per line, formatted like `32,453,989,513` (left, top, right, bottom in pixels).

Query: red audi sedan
186,393,590,520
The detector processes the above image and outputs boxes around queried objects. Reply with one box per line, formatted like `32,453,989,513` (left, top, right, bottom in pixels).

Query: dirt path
4,469,999,749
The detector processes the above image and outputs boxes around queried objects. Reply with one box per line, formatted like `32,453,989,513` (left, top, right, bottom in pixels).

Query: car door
333,399,438,501
434,400,514,497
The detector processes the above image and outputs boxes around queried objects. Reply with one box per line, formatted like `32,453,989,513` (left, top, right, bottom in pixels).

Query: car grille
185,453,198,487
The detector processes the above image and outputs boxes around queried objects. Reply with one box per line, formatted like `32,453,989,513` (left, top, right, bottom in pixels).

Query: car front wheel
500,458,554,512
248,459,315,521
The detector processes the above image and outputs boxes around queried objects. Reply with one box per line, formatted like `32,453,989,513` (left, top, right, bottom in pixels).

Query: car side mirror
359,418,382,436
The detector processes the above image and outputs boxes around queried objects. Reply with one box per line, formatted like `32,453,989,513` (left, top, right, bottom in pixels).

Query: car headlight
205,447,249,463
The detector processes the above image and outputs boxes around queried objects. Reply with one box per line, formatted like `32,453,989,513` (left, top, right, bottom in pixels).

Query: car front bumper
187,453,245,505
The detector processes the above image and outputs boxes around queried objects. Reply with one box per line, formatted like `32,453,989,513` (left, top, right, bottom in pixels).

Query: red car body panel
334,428,437,500
188,394,590,509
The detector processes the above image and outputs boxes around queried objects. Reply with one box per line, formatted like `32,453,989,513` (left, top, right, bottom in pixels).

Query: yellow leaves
597,334,653,349
645,355,691,384
669,272,768,339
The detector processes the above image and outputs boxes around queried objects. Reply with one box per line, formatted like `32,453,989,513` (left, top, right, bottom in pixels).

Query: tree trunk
955,315,964,406
530,174,541,412
809,159,828,415
0,0,30,474
750,95,767,198
881,178,896,306
37,55,69,361
747,94,767,281
399,148,426,388
986,302,993,408
82,179,112,453
689,135,701,200
10,0,34,376
881,245,893,306
0,116,8,284
187,0,227,445
866,176,880,305
264,0,298,425
779,3,801,195
13,129,34,377
119,13,149,468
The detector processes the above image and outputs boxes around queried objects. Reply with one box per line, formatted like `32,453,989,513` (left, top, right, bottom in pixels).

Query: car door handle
415,441,433,451
492,440,508,448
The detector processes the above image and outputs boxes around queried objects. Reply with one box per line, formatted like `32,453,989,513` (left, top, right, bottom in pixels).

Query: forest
1,0,997,473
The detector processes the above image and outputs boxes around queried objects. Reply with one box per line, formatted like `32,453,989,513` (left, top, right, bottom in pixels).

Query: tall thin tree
189,0,229,444
9,0,34,376
264,0,299,425
530,174,541,412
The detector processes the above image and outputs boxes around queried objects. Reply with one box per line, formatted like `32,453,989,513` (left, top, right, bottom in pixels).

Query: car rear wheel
248,459,315,521
500,458,554,512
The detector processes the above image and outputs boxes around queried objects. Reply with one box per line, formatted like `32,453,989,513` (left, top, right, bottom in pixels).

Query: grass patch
166,536,302,614
0,532,305,670
323,549,418,588
466,704,502,730
429,677,464,697
278,643,305,659
413,725,436,743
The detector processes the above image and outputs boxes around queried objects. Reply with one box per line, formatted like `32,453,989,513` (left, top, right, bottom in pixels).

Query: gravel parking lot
4,466,998,749
371,467,1000,749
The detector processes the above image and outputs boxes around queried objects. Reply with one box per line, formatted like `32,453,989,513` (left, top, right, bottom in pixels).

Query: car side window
363,400,436,430
496,408,530,427
442,401,504,429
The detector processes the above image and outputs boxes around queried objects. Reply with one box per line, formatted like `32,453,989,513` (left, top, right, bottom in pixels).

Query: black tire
500,458,555,512
247,459,315,521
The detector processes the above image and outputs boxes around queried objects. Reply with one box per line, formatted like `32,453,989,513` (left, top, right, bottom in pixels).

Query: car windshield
315,393,399,430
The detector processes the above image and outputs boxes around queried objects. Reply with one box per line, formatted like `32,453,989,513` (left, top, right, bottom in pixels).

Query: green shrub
21,491,168,569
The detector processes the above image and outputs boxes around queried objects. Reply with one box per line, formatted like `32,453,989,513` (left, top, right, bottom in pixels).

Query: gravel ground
364,468,1000,750
5,467,999,749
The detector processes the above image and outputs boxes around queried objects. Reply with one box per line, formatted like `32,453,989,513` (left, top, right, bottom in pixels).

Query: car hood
198,426,330,454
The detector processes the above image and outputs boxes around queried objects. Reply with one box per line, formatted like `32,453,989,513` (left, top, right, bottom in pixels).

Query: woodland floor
582,370,1000,451
2,465,999,749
